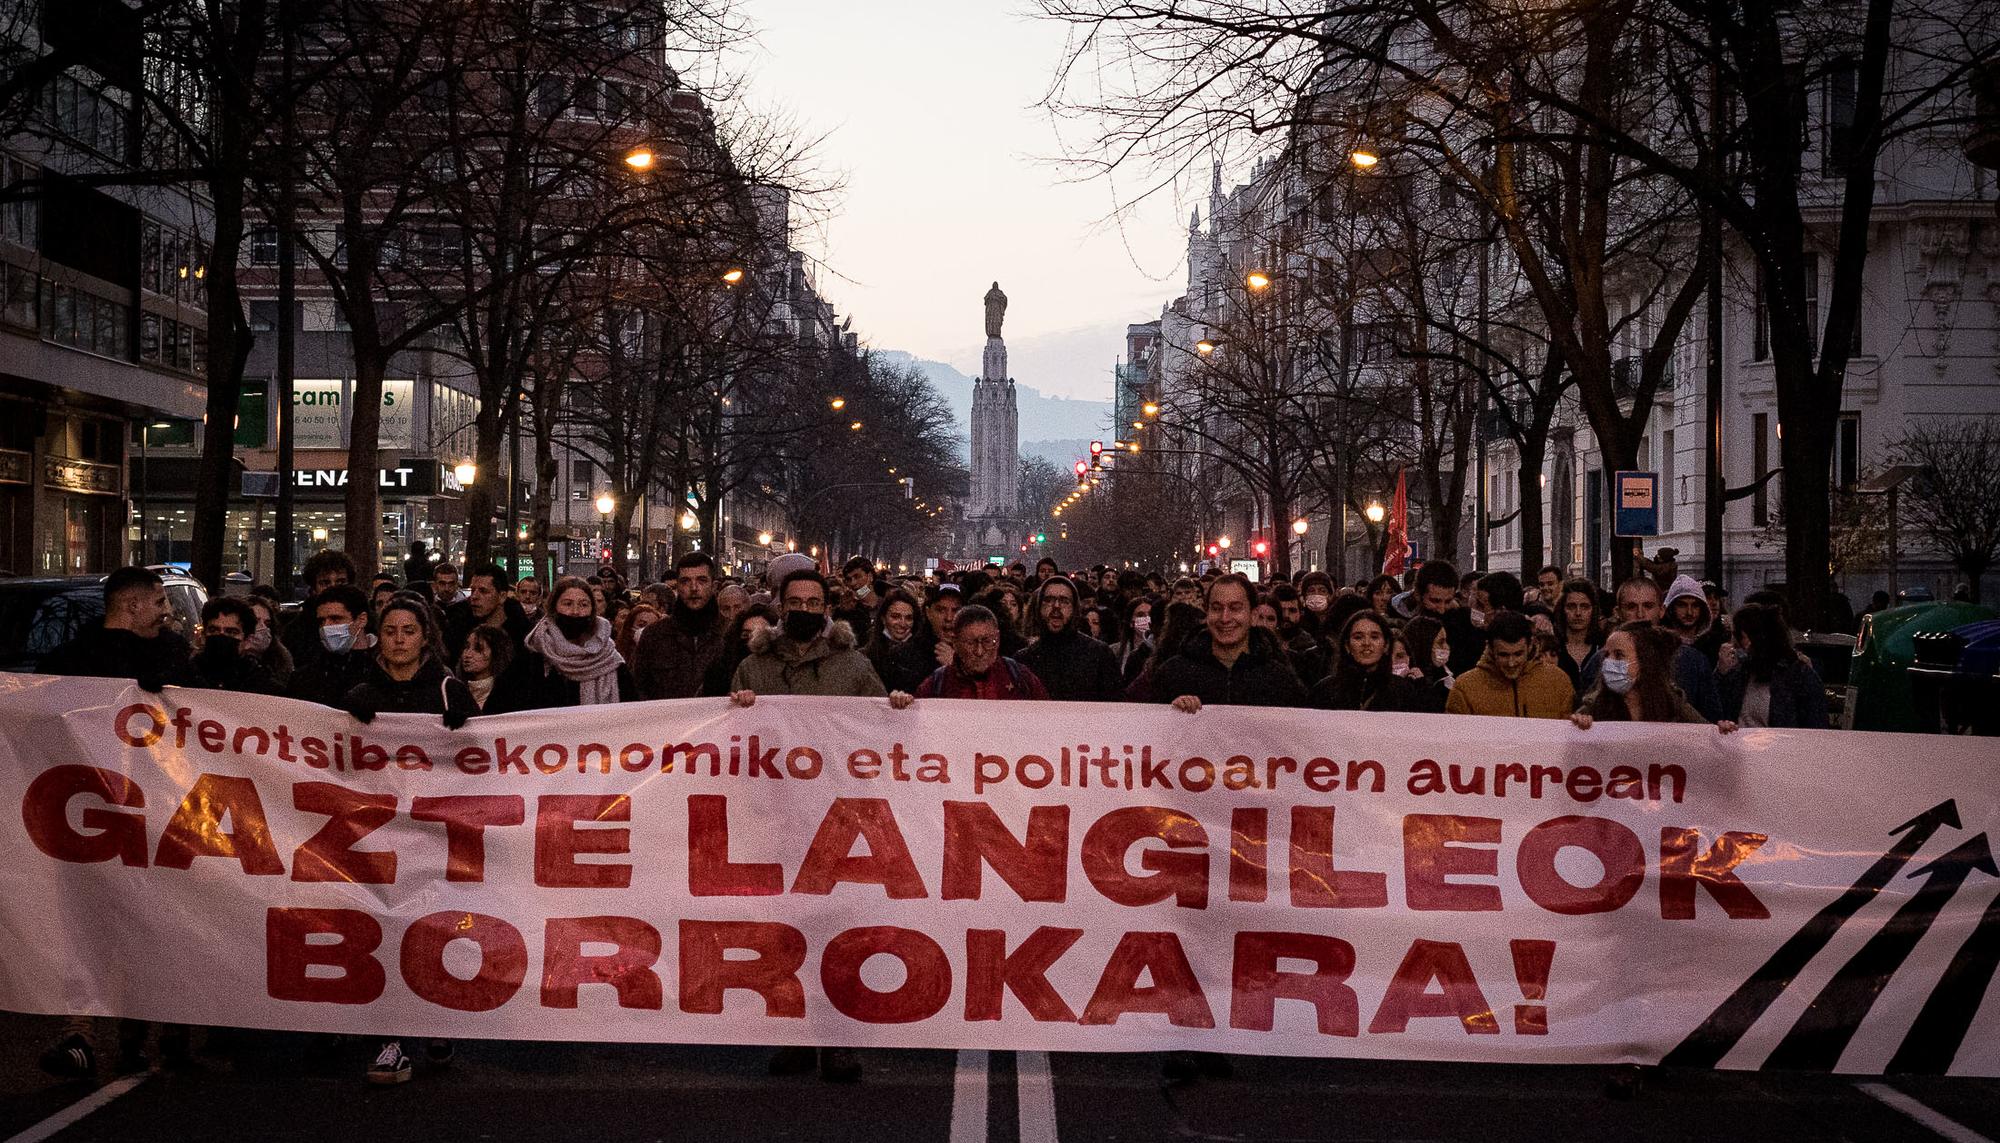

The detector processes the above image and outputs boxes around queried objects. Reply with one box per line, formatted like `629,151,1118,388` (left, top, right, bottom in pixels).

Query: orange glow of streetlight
1350,149,1380,169
849,420,864,432
1142,402,1160,417
1365,501,1387,524
1245,271,1272,292
1195,339,1216,355
1292,517,1310,536
623,148,655,170
721,267,746,285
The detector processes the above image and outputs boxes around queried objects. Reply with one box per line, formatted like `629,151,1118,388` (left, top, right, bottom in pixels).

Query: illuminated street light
679,512,698,531
1365,501,1387,524
623,147,654,170
452,460,477,485
1292,518,1310,536
1245,271,1272,292
1218,535,1232,550
1350,149,1380,169
1195,339,1216,355
758,531,774,546
594,493,615,516
1142,402,1160,417
849,420,864,431
829,397,846,410
721,267,746,285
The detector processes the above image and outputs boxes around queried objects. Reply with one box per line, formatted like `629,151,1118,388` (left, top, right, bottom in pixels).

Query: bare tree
1890,420,2000,602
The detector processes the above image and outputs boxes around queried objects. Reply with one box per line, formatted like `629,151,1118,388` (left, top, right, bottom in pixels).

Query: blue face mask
320,623,355,654
1600,658,1635,695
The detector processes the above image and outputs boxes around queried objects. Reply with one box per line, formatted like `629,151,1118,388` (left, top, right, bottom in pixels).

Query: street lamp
1365,501,1386,524
453,460,477,486
1218,535,1232,550
595,492,615,516
849,420,864,432
829,397,846,410
1195,338,1217,355
679,511,697,531
1349,148,1380,169
1143,402,1160,417
721,267,746,286
623,147,654,170
1245,271,1272,292
758,531,774,546
1292,518,1310,537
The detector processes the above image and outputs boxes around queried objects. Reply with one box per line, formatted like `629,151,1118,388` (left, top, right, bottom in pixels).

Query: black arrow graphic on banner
1885,869,2000,1074
1764,832,1995,1071
1663,799,1960,1069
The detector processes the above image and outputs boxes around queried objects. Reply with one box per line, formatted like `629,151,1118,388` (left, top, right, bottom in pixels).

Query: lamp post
595,492,614,568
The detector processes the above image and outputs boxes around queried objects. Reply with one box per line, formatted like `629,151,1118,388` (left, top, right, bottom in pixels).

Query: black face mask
553,613,595,641
199,635,240,664
782,610,824,643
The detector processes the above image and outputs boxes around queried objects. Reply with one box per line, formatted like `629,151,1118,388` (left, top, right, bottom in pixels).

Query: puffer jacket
731,620,887,697
1445,653,1576,719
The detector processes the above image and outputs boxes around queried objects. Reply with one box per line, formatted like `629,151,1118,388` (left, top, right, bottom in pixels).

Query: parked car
1849,601,1998,732
0,572,209,673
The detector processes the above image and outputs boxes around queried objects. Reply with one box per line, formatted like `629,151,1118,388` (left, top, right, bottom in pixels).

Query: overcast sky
733,0,1192,400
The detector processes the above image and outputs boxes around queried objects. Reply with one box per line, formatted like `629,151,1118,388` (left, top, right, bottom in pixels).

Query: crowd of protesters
34,541,1837,1086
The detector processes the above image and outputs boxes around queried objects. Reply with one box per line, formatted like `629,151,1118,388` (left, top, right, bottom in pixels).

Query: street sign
1229,558,1262,583
1613,471,1660,537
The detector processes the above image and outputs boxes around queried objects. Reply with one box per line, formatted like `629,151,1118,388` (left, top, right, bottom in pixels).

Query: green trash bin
1849,602,1999,732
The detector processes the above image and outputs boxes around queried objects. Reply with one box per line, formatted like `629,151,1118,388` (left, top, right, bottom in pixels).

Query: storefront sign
0,448,28,486
283,460,460,499
293,380,415,449
43,455,120,496
1614,470,1659,537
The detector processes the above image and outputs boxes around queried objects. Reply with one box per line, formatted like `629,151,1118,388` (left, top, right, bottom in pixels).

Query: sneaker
38,1034,95,1080
366,1040,411,1086
424,1039,454,1069
818,1047,862,1083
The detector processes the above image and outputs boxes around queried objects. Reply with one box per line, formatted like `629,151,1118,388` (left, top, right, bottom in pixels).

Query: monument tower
965,282,1020,556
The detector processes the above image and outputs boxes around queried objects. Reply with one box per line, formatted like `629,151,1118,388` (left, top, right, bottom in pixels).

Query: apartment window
570,458,593,484
1834,412,1861,491
248,300,277,332
1752,413,1770,526
1355,321,1399,364
1823,58,1858,175
0,155,36,246
250,228,279,266
0,262,37,329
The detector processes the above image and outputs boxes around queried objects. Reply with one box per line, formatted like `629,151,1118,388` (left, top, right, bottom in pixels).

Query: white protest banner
0,676,1993,1076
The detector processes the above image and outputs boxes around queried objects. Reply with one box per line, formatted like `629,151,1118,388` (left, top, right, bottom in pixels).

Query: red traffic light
1089,440,1103,456
599,546,612,560
1252,538,1270,556
1207,544,1220,557
1073,460,1089,476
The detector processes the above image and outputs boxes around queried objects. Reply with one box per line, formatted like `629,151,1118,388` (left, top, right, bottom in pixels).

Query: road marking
1856,1082,1996,1143
948,1049,989,1143
4,1074,148,1143
1017,1050,1059,1143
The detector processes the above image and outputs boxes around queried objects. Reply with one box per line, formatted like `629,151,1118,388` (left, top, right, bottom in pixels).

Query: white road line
1017,1050,1059,1143
1856,1083,1997,1143
948,1049,990,1143
4,1074,148,1143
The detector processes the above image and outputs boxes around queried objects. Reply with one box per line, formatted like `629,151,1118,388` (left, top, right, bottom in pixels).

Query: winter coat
1016,628,1124,702
1149,629,1307,708
181,645,282,694
1716,658,1829,729
731,621,887,698
483,649,639,713
286,646,375,708
631,605,727,700
1581,641,1722,721
866,633,935,695
915,657,1050,700
1440,607,1487,676
1309,667,1432,713
1664,575,1727,665
341,656,478,722
39,625,191,686
1445,653,1576,719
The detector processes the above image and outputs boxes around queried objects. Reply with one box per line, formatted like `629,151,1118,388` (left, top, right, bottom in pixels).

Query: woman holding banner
1569,622,1738,733
1309,611,1430,713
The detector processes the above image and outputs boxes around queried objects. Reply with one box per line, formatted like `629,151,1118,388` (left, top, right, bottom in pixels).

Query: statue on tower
984,281,1007,339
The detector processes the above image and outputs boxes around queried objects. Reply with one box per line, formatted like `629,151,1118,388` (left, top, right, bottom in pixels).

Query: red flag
1381,469,1410,577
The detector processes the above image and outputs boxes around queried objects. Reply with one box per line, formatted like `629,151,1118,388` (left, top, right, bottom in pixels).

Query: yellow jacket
1445,656,1576,719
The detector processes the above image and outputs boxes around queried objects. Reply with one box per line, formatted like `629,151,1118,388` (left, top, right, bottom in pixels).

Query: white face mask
1131,615,1151,636
1600,658,1636,694
1469,609,1488,627
1304,594,1329,612
320,623,355,653
1432,646,1451,668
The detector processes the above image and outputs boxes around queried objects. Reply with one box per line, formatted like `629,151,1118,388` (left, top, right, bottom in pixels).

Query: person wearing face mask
1111,594,1157,679
864,588,932,693
183,597,281,693
1445,610,1576,719
1571,621,1738,733
1015,576,1124,701
1398,615,1456,711
285,585,378,707
1295,571,1336,636
244,596,294,688
1309,611,1428,712
486,577,638,712
729,570,887,706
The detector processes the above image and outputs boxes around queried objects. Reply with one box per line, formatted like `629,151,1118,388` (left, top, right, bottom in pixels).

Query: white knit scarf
525,616,624,706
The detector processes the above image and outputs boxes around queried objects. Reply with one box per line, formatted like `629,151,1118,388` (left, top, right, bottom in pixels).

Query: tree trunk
192,203,248,589
1515,422,1549,579
343,348,385,575
463,396,506,570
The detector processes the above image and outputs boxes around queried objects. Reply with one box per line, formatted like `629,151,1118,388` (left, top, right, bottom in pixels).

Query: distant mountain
876,350,1115,460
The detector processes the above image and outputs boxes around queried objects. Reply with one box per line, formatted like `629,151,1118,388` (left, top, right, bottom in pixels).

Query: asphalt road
1,1016,1996,1142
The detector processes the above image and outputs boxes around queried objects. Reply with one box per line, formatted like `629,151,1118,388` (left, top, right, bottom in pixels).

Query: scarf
526,615,624,706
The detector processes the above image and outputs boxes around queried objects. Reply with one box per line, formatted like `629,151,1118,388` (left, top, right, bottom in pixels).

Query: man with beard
633,552,728,700
1015,576,1122,700
41,566,191,687
182,597,281,693
442,563,532,661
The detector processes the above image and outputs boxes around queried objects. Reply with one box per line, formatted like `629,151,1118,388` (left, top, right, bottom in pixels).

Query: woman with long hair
702,602,780,697
1399,614,1455,712
1717,602,1828,728
613,601,663,663
1122,600,1207,702
1365,574,1399,616
864,589,931,695
1112,594,1157,680
1571,621,1737,732
457,626,514,712
487,576,637,712
1554,577,1604,690
1310,610,1429,712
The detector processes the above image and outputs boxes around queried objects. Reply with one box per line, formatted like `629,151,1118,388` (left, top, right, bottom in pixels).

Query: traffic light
1089,440,1103,457
1035,532,1046,543
600,546,612,560
1207,543,1220,557
1252,538,1270,557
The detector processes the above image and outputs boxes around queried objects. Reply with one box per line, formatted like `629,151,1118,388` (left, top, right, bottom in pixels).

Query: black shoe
818,1047,862,1083
425,1039,454,1069
38,1035,95,1080
768,1046,816,1076
367,1040,412,1086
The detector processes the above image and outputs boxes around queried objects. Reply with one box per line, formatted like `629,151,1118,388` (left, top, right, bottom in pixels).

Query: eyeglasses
957,634,1001,650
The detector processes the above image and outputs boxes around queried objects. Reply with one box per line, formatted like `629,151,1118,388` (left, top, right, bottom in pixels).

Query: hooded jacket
632,602,727,700
1663,574,1729,663
1149,628,1307,708
731,620,887,698
1445,650,1576,719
